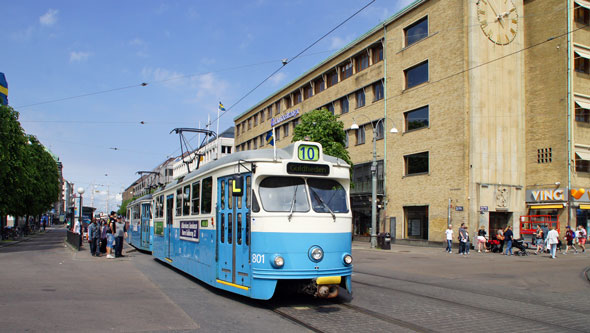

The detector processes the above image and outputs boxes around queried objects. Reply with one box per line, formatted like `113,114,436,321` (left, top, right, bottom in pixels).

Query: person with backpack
563,225,578,255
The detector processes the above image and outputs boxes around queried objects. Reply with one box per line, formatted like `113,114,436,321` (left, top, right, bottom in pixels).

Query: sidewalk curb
0,231,48,248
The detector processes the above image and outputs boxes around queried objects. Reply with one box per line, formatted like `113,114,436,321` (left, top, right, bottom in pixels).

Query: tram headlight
343,253,353,265
272,255,285,268
308,246,324,262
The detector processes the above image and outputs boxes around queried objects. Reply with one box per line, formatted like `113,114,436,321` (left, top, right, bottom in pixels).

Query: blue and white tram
126,194,153,252
151,141,353,300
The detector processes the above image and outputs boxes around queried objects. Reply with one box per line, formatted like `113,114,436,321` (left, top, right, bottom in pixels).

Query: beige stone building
233,0,590,244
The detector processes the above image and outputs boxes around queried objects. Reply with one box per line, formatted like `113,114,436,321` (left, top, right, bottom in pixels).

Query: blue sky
1,0,414,213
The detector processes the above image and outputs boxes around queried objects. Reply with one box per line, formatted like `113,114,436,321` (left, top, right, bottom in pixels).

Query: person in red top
577,225,587,253
563,226,578,255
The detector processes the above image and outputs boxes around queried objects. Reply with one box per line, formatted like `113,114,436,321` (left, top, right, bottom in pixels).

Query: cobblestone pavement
2,228,589,332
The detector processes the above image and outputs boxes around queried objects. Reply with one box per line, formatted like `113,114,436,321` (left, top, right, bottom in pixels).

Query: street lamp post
77,187,85,247
350,117,397,249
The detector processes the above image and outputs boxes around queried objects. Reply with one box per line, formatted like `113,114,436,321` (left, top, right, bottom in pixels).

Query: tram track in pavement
352,271,585,332
267,295,434,333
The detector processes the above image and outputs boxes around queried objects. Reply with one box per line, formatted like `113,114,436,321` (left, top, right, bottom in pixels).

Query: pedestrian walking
459,223,469,255
477,225,488,253
504,225,514,256
99,219,108,254
87,218,100,257
445,225,453,253
563,226,578,255
577,225,587,253
106,213,116,259
114,215,125,258
534,225,544,255
547,226,559,259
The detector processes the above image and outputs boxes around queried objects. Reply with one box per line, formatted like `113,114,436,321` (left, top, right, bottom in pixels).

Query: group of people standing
445,223,588,259
87,211,126,259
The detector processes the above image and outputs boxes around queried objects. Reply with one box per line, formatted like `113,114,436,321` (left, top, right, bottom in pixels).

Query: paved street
1,227,589,332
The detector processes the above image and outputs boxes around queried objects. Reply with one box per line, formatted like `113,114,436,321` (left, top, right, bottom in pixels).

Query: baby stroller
486,238,501,253
513,238,529,256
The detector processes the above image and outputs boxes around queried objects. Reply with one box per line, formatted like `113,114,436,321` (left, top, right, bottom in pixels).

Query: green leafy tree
292,108,352,167
118,198,133,217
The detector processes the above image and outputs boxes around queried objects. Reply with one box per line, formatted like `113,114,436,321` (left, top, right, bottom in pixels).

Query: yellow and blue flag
218,101,226,112
265,130,274,146
0,73,7,105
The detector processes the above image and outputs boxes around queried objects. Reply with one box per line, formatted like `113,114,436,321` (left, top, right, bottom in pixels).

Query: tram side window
158,195,164,218
308,178,349,213
258,177,310,212
191,181,200,215
182,185,191,216
246,176,251,208
176,188,182,216
201,177,213,214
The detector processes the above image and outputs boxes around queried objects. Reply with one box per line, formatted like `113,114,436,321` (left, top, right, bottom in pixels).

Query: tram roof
162,143,349,191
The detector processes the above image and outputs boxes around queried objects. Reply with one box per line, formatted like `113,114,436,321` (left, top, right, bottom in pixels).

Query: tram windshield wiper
288,184,299,222
310,188,336,222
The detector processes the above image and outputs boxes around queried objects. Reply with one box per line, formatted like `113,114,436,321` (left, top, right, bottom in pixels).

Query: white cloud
40,9,59,26
70,51,91,62
330,35,355,50
269,72,287,86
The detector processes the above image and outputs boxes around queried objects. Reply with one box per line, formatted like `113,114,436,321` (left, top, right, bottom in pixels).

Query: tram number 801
252,253,265,264
298,145,319,162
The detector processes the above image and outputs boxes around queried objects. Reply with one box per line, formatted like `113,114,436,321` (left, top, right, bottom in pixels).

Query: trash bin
377,233,385,249
382,233,391,250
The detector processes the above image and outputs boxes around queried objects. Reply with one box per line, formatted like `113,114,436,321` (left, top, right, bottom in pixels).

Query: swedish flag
265,130,274,146
0,73,7,105
218,101,226,112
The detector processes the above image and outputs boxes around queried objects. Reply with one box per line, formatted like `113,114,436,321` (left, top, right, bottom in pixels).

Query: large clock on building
476,0,518,45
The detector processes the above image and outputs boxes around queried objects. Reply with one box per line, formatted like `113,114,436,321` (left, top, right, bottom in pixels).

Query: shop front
571,187,590,229
524,188,567,233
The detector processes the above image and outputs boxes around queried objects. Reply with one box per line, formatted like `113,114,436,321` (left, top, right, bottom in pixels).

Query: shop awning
529,204,564,209
580,204,590,210
575,48,590,60
576,150,590,161
575,98,590,110
576,0,590,10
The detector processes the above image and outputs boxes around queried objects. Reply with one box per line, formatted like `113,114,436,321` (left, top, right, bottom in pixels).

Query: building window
283,123,289,137
345,131,349,148
247,141,251,150
253,114,258,127
275,101,281,114
355,52,369,72
405,206,429,240
405,151,429,175
575,4,590,25
371,44,383,64
242,122,246,133
248,118,252,130
356,127,365,145
374,120,384,140
405,106,429,131
356,89,365,108
314,77,325,94
327,70,338,88
575,102,590,123
303,85,312,100
405,61,429,89
267,108,272,120
284,96,292,109
373,81,384,101
340,97,349,114
577,156,590,172
260,110,265,123
235,124,240,137
537,148,552,164
293,90,302,105
275,127,281,141
292,119,299,132
404,16,428,47
259,135,264,148
351,160,384,194
340,62,353,80
574,50,590,74
325,103,334,115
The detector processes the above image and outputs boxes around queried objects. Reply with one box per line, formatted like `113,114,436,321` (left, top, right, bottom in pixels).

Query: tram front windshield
258,176,348,214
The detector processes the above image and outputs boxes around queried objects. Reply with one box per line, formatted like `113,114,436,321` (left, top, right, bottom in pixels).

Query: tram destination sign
287,162,329,176
180,220,199,242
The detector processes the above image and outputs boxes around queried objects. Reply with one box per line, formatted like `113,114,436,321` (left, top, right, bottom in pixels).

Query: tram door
217,174,251,288
165,194,174,259
141,203,151,249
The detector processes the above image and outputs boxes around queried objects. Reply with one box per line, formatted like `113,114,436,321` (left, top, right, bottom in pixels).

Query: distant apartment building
132,158,175,198
233,0,590,243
